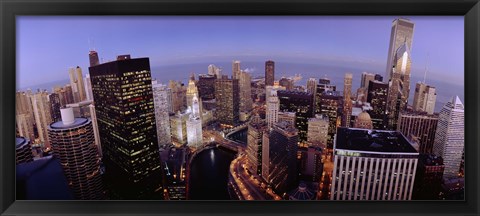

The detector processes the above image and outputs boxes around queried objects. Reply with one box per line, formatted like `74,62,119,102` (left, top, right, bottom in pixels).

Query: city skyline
15,16,465,201
17,16,463,89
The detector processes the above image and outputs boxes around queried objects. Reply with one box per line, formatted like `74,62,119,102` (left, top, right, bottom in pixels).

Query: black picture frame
1,0,479,215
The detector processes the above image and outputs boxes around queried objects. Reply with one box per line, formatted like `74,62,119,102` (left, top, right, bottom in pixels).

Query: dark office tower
89,50,100,67
318,91,342,149
342,73,353,127
215,77,240,127
49,93,61,122
48,108,104,200
16,137,33,165
385,18,414,80
397,111,439,154
89,55,163,199
413,154,444,200
374,74,383,82
367,80,388,130
246,114,268,175
279,77,294,91
265,60,275,86
197,74,216,100
315,78,336,114
269,121,298,195
277,90,314,143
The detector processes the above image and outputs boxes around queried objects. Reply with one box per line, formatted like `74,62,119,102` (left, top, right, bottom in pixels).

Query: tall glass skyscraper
385,18,414,80
89,55,163,199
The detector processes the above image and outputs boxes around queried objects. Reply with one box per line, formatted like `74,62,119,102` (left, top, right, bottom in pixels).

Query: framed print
1,0,479,215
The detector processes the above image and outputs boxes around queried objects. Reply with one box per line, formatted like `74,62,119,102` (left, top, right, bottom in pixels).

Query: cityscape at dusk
15,16,464,200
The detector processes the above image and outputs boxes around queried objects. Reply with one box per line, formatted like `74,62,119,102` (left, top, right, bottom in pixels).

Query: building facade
265,60,275,86
331,128,419,200
152,80,172,147
89,55,163,199
397,111,439,154
385,18,415,80
48,108,104,199
277,90,314,143
215,77,240,127
433,96,464,179
246,115,268,175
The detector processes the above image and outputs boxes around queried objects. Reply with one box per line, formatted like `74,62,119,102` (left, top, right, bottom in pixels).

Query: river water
188,147,235,200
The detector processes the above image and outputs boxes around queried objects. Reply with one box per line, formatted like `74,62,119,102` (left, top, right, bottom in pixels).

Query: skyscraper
385,18,415,80
360,72,375,90
170,111,189,145
89,55,163,199
31,90,52,149
277,90,314,143
238,70,253,113
279,77,294,91
317,91,343,149
215,77,240,127
186,75,199,109
152,80,172,148
412,82,437,115
367,80,388,130
265,60,275,86
186,95,203,149
16,91,35,142
433,96,464,179
246,114,267,175
268,121,299,195
342,73,353,127
48,108,104,200
168,80,187,114
315,78,336,114
232,60,241,79
197,74,216,100
49,93,61,122
208,64,222,78
386,41,412,130
307,114,329,149
89,50,100,67
306,78,317,95
397,111,439,154
69,66,87,103
84,73,94,101
331,128,419,200
88,104,102,157
266,90,279,129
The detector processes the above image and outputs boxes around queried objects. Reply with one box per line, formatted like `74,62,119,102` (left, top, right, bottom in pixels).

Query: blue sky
17,16,464,89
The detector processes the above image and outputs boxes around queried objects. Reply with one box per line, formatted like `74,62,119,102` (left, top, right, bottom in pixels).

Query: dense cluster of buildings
15,17,464,201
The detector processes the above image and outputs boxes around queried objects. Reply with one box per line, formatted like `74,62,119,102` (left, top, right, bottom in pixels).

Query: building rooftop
49,117,89,129
16,156,74,200
335,127,418,153
16,137,28,149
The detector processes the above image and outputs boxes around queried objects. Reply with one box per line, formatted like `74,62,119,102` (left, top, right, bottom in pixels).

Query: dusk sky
17,16,464,89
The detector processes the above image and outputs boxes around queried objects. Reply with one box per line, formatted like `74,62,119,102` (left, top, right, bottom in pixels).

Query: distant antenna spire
423,52,429,83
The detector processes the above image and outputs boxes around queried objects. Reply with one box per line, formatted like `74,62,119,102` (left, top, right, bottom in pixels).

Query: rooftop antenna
423,52,429,83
